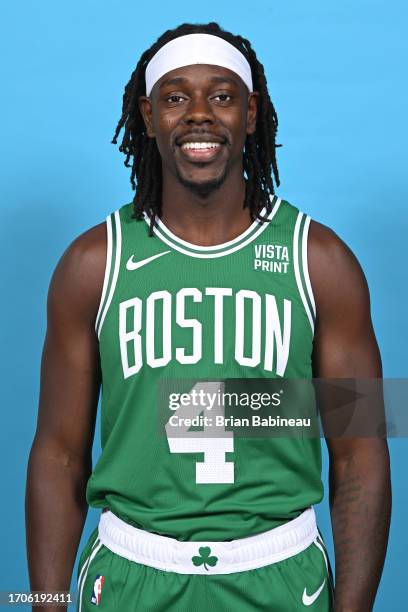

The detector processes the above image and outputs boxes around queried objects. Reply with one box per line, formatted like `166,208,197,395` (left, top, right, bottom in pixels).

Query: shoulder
307,218,371,317
60,222,107,271
48,221,107,325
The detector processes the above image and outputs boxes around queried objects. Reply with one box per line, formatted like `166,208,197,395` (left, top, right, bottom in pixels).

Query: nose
182,93,216,126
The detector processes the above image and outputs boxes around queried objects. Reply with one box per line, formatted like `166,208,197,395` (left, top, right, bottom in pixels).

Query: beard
175,164,229,199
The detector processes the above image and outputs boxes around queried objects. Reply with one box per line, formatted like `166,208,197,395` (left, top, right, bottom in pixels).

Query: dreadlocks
112,22,280,234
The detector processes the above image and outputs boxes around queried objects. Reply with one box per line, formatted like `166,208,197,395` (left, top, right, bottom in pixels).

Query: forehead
152,64,246,93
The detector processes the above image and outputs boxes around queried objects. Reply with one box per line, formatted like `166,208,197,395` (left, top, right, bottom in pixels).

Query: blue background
1,1,406,609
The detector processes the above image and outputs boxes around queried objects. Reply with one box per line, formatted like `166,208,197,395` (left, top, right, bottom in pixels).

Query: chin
176,169,228,199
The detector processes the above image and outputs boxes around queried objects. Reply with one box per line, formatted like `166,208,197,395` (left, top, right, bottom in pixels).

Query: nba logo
91,575,105,605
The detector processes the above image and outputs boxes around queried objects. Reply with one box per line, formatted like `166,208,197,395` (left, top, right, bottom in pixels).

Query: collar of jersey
142,196,281,258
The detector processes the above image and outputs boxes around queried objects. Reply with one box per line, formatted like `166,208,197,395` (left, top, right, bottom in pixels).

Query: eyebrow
159,75,240,89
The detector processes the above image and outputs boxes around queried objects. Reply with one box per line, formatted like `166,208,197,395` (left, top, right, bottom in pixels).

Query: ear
139,96,155,137
246,91,259,135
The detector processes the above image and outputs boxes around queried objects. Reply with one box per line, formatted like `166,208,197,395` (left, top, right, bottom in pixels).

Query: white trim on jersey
302,215,317,320
293,212,315,333
95,214,113,335
147,199,282,259
153,205,269,251
97,210,122,339
314,537,329,572
77,538,103,611
77,535,100,589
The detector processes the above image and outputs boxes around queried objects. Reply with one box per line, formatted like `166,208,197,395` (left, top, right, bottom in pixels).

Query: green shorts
76,514,334,611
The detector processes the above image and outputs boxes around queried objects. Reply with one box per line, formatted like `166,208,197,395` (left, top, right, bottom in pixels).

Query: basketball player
26,22,391,612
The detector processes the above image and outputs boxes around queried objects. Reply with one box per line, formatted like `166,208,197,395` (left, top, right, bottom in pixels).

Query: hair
112,22,280,234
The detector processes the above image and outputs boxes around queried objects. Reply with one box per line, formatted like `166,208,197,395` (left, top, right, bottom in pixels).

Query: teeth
181,142,221,150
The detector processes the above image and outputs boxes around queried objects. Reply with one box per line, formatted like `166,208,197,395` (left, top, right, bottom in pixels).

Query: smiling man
26,22,390,612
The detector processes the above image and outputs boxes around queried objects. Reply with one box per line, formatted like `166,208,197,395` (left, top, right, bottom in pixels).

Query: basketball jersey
86,196,323,541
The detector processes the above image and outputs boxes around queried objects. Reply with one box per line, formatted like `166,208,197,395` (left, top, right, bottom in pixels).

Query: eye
213,94,233,103
166,95,185,104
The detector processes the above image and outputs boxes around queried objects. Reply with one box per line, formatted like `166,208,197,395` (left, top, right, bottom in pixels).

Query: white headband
145,33,253,96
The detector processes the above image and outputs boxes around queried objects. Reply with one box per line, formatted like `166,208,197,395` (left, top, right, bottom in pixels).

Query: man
26,22,391,612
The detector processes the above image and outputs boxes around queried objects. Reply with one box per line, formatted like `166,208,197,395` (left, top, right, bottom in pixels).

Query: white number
165,382,234,484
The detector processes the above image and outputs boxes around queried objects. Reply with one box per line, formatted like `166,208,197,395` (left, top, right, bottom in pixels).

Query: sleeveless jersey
86,196,323,541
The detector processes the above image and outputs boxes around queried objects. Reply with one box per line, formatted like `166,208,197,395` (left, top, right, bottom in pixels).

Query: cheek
151,108,179,146
153,124,175,159
225,108,249,146
160,115,177,131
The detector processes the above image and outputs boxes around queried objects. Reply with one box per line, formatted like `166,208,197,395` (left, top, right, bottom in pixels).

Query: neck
160,166,252,247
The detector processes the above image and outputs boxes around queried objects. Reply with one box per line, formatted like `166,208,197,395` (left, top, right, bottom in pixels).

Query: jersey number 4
165,382,234,484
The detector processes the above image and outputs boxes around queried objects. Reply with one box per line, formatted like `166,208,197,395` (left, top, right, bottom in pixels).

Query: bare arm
25,223,106,610
309,221,391,612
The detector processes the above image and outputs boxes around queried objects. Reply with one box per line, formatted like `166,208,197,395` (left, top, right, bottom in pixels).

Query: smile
178,141,224,162
180,142,222,151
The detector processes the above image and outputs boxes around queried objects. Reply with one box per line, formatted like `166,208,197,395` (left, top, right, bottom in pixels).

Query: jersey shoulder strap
278,199,316,332
95,207,123,338
95,203,150,338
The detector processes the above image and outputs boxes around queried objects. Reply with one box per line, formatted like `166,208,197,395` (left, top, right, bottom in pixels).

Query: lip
178,143,224,163
176,133,226,146
175,133,227,163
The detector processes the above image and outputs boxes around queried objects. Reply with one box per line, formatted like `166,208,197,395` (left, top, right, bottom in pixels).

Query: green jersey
86,196,323,540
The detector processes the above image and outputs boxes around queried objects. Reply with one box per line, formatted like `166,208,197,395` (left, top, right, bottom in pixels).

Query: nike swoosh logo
126,251,170,271
302,579,326,606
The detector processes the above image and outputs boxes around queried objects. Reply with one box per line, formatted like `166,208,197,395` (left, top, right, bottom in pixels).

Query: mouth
180,141,222,161
176,136,227,163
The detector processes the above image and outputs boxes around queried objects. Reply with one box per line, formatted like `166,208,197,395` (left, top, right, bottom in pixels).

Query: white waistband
98,507,318,575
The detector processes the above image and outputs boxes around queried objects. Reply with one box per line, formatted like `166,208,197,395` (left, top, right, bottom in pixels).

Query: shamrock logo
192,546,218,571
